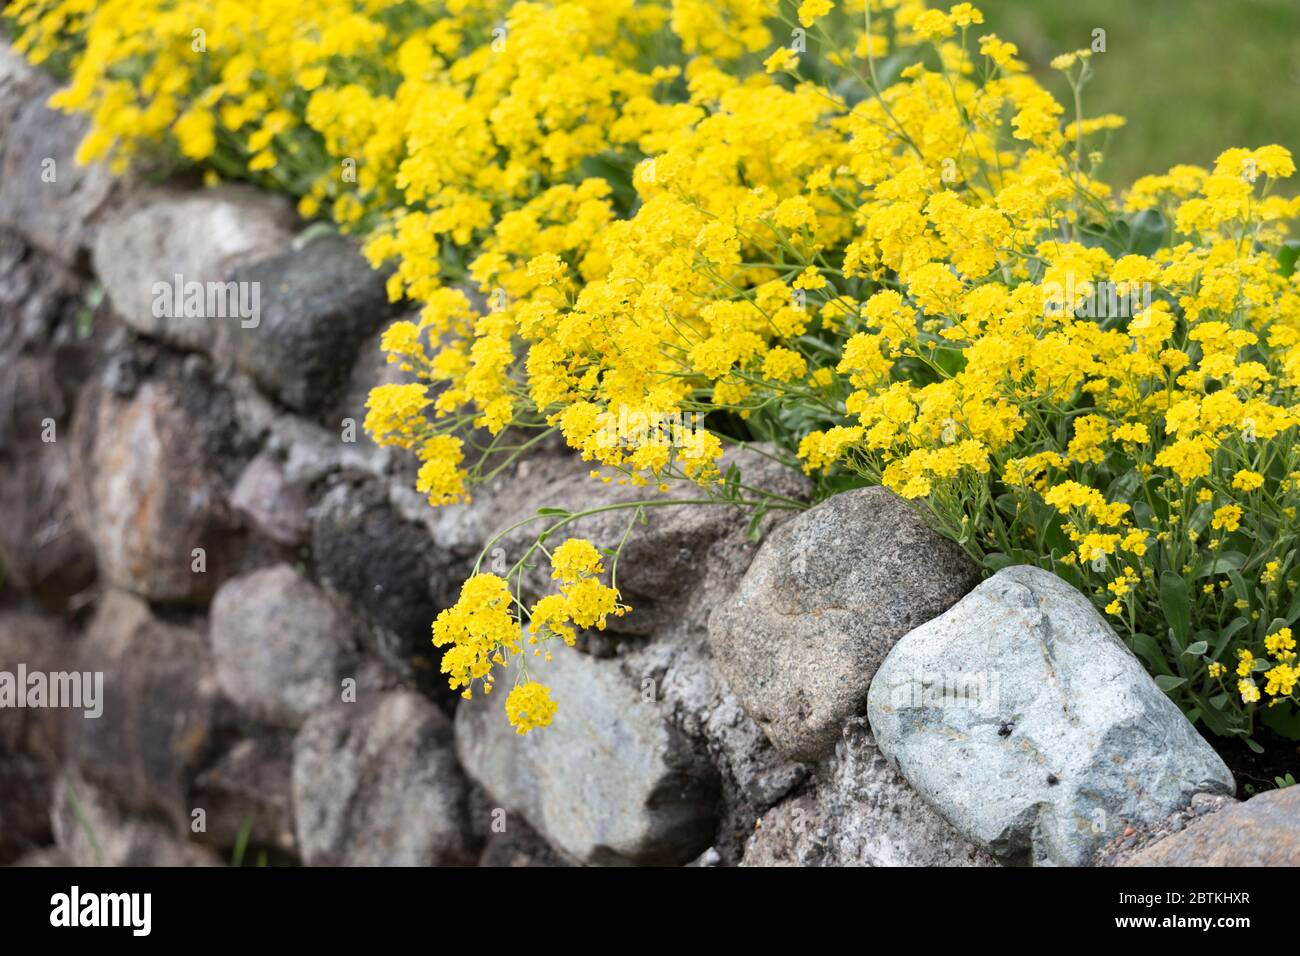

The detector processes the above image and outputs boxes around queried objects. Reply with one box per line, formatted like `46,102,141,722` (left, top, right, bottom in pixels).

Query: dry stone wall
1,43,1266,868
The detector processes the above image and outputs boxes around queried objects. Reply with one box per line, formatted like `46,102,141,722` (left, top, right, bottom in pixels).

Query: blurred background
979,0,1300,191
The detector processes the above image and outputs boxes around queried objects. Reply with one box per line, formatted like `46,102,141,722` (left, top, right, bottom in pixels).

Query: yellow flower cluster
21,0,1300,744
433,536,625,731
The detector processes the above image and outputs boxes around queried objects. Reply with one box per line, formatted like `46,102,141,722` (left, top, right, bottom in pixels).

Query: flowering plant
15,0,1300,746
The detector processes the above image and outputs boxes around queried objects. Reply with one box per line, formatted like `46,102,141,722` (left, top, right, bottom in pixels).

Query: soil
1210,730,1300,794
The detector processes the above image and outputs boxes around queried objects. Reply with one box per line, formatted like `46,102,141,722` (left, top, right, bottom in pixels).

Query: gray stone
209,565,361,729
0,612,74,760
11,846,71,867
441,447,812,864
71,371,246,603
51,771,222,867
742,719,997,867
191,734,297,855
0,408,95,607
867,565,1236,866
0,234,98,607
622,633,806,863
0,46,121,265
473,805,570,868
455,646,720,866
230,376,386,485
709,486,979,764
67,590,223,829
311,479,463,699
1119,787,1300,866
229,451,311,546
1095,792,1235,865
0,613,74,861
292,690,476,866
0,45,43,137
330,321,414,459
228,234,398,413
483,446,811,637
0,756,55,863
91,185,294,354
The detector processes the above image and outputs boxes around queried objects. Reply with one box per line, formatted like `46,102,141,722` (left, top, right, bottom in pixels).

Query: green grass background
977,0,1300,191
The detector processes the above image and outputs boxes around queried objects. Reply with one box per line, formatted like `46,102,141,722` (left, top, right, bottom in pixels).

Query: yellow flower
1210,504,1243,533
173,108,216,161
796,0,832,28
1231,470,1264,492
1238,678,1261,704
1263,663,1298,696
764,47,799,74
1265,627,1296,659
505,682,558,735
762,347,808,382
550,538,604,583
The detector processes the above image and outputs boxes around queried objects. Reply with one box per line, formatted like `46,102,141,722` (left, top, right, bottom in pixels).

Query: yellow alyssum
21,0,1300,743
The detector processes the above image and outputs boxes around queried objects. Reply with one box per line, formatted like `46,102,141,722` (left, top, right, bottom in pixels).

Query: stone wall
4,44,1288,869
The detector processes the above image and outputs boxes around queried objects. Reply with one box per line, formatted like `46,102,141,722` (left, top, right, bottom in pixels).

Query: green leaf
1154,674,1188,692
1183,640,1208,656
1193,551,1247,578
1106,469,1141,503
535,507,569,516
1261,702,1300,741
982,552,1017,572
1159,571,1192,648
1126,209,1169,256
1213,617,1250,659
1228,570,1251,613
1129,632,1173,675
931,346,967,377
1286,588,1300,625
1278,238,1300,278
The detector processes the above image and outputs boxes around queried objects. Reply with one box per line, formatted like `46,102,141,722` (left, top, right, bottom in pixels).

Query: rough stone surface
476,827,572,867
231,375,386,485
228,234,397,414
330,322,413,459
0,612,74,757
229,451,311,546
67,590,223,829
468,787,571,867
1117,787,1300,866
292,690,476,866
209,565,361,729
0,45,44,138
0,612,75,862
311,478,462,695
0,46,122,265
709,486,980,764
71,367,247,603
11,846,71,867
92,185,294,354
486,448,811,638
191,734,297,855
455,646,720,866
0,757,54,863
51,772,222,867
1095,792,1235,866
0,233,99,607
742,719,997,867
622,632,806,862
868,565,1236,866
